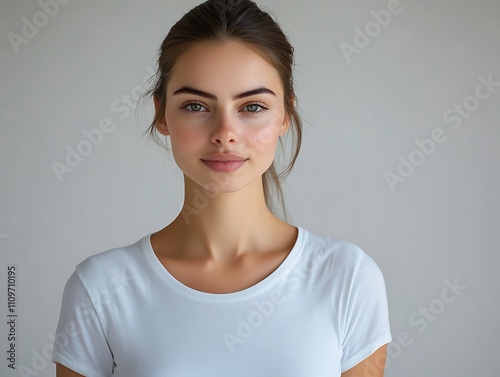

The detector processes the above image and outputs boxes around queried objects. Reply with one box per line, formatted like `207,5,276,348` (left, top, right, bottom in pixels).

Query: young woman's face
156,39,290,194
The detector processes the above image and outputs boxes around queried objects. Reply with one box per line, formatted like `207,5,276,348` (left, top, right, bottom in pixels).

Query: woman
52,0,392,376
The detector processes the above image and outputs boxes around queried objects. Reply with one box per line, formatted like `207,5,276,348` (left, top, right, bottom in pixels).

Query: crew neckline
141,225,305,301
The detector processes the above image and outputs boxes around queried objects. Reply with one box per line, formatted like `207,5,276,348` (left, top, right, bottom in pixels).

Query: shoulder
73,234,149,294
301,228,369,268
300,227,385,284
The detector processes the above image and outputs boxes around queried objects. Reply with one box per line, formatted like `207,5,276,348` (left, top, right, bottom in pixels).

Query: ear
153,94,169,136
279,97,295,136
279,115,291,136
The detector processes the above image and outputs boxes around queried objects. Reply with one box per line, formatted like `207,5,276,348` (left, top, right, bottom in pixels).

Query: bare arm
55,363,85,377
341,344,388,377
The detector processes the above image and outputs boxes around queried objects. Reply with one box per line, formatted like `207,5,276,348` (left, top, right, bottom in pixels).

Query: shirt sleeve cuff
52,352,109,377
341,333,393,373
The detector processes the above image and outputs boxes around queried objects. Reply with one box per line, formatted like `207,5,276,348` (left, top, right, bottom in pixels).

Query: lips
201,153,247,162
201,153,248,172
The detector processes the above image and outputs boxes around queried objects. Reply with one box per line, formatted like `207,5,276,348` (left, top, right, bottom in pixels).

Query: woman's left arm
341,344,388,377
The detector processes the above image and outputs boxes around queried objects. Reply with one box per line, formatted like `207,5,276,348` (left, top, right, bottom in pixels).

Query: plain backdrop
1,0,499,376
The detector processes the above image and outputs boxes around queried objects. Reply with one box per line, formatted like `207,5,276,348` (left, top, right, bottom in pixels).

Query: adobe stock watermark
221,236,332,353
6,263,17,371
339,0,412,64
7,0,71,54
384,73,499,192
16,266,135,376
51,65,155,183
0,233,8,244
352,277,468,376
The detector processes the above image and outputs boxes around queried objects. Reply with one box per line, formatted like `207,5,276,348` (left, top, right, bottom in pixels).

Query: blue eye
181,102,206,113
180,102,268,114
245,104,267,113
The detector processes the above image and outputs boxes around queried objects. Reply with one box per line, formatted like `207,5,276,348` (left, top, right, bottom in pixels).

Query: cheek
166,114,206,151
244,116,283,158
172,128,204,147
168,127,205,169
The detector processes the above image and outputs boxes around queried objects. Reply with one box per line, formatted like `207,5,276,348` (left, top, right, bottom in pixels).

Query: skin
56,39,388,376
151,39,296,267
56,364,83,377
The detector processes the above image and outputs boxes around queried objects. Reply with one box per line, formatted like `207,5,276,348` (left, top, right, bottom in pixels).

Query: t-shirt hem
52,353,108,377
340,333,393,373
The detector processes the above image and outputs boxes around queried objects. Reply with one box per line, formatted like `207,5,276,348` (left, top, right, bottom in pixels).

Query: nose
210,111,238,145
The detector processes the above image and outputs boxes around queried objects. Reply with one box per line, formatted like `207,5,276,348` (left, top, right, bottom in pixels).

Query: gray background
1,0,499,376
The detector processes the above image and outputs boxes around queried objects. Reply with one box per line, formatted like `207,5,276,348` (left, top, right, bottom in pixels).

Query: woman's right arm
52,270,114,376
56,363,85,377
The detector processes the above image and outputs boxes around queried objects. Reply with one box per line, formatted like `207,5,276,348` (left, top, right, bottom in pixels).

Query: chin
185,171,261,195
181,159,273,192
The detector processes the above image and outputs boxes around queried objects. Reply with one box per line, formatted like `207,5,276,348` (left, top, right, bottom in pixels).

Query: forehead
167,40,283,98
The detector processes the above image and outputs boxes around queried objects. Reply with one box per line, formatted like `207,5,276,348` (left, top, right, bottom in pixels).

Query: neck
166,174,287,263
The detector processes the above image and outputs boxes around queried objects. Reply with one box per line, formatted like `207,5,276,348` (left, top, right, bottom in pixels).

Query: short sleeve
51,270,115,377
340,251,392,372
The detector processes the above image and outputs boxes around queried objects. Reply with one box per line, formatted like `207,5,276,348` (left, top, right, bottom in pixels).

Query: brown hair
139,0,302,221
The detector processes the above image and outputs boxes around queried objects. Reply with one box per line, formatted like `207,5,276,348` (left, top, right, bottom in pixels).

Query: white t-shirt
51,225,392,376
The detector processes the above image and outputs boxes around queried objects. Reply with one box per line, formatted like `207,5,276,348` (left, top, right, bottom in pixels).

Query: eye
179,102,269,114
243,103,268,114
180,102,207,113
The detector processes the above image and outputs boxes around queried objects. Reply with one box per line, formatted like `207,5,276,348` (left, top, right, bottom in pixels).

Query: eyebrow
172,86,276,101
